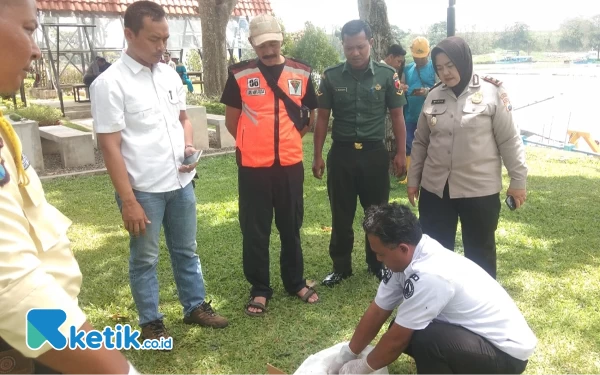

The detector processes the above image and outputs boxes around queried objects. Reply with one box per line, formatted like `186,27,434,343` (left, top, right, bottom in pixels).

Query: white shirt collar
404,234,429,276
121,52,150,75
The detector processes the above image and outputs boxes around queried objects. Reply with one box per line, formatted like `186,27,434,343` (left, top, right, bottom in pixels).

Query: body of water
474,62,600,152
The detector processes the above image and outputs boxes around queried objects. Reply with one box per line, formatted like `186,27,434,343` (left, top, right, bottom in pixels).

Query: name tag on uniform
431,99,445,104
247,89,266,96
335,87,347,92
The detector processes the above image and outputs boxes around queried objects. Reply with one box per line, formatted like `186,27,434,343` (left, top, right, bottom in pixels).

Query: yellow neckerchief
0,110,30,186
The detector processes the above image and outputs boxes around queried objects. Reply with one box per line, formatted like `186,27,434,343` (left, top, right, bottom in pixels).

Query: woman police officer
407,36,527,279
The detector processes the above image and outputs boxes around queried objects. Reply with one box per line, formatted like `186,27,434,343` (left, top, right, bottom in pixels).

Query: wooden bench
39,125,95,168
206,114,235,148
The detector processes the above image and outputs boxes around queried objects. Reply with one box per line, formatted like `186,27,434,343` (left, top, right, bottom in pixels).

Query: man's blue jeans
116,182,205,326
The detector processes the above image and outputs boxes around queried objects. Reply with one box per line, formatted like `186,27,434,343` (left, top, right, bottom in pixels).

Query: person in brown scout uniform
0,0,141,373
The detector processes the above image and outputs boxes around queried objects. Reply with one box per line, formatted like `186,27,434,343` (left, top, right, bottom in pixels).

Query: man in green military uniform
313,19,407,287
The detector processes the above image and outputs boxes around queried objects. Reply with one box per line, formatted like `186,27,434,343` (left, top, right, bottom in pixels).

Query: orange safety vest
231,58,311,168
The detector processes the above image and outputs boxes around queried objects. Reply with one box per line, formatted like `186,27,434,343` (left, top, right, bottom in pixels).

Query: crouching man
328,203,537,374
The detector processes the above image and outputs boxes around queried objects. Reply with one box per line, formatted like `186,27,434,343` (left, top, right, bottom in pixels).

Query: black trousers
238,162,305,299
418,182,501,279
400,320,528,374
326,141,390,274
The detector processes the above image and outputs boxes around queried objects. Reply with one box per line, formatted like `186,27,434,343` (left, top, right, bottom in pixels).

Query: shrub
289,22,341,74
186,93,225,115
2,97,26,111
13,104,62,126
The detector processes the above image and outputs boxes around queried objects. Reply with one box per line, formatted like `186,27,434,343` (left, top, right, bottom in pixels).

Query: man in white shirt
328,203,537,374
90,0,228,344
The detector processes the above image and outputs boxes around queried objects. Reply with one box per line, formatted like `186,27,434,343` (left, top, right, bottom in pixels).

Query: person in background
313,20,407,287
381,44,409,180
0,0,141,373
401,37,436,183
407,36,528,279
220,13,319,317
91,1,228,344
173,57,194,93
163,51,176,69
83,56,111,87
328,203,536,374
381,44,407,74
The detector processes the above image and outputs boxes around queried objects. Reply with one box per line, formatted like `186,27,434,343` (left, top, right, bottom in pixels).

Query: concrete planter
4,116,44,173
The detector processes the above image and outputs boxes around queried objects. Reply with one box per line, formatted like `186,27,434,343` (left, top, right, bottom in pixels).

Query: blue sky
270,0,600,33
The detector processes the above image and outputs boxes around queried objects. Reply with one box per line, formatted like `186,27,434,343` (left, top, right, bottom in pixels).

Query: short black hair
387,44,406,57
124,1,166,35
98,57,107,63
362,203,422,249
341,19,372,40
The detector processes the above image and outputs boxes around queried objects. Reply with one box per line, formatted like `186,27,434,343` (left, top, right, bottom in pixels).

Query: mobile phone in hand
505,195,516,211
183,150,202,165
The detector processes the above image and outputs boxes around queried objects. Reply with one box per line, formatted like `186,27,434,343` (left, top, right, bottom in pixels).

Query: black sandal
245,296,268,317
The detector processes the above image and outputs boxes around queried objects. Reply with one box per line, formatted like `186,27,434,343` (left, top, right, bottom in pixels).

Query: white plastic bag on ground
293,341,389,374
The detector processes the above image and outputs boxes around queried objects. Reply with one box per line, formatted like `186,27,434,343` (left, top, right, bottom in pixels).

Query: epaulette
482,75,502,87
323,62,345,73
374,60,395,73
321,62,345,80
431,81,443,90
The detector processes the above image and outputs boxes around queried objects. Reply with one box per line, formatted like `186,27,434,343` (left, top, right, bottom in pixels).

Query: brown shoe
141,319,172,351
183,300,228,328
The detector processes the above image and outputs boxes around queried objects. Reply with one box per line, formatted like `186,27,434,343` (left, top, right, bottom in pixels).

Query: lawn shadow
497,174,600,278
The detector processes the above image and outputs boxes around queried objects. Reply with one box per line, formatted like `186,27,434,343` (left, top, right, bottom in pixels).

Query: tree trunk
359,0,394,161
357,0,393,62
198,0,238,97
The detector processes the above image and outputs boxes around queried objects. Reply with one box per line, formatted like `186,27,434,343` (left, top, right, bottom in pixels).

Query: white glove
339,358,375,374
128,361,142,375
327,344,359,374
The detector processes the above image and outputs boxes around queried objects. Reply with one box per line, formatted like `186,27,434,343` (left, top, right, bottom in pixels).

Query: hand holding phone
505,195,516,211
183,150,202,165
411,88,426,96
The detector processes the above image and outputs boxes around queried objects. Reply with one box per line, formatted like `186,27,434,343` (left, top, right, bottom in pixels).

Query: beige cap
249,14,283,46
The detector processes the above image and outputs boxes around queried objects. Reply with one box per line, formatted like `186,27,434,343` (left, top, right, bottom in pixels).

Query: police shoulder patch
403,279,414,299
499,91,513,112
482,75,502,87
382,268,393,284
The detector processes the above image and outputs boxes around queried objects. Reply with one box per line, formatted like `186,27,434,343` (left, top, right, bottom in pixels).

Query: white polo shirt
90,52,194,193
375,234,537,361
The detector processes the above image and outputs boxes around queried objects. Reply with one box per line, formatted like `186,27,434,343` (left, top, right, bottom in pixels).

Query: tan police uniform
407,74,527,279
0,113,86,360
408,74,527,198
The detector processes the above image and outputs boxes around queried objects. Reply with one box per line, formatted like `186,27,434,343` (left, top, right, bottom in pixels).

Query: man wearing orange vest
220,14,320,316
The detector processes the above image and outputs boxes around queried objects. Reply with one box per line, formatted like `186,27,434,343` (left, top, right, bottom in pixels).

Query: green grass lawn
41,138,600,374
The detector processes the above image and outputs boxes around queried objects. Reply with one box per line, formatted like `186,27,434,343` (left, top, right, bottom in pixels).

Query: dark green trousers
326,140,390,274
